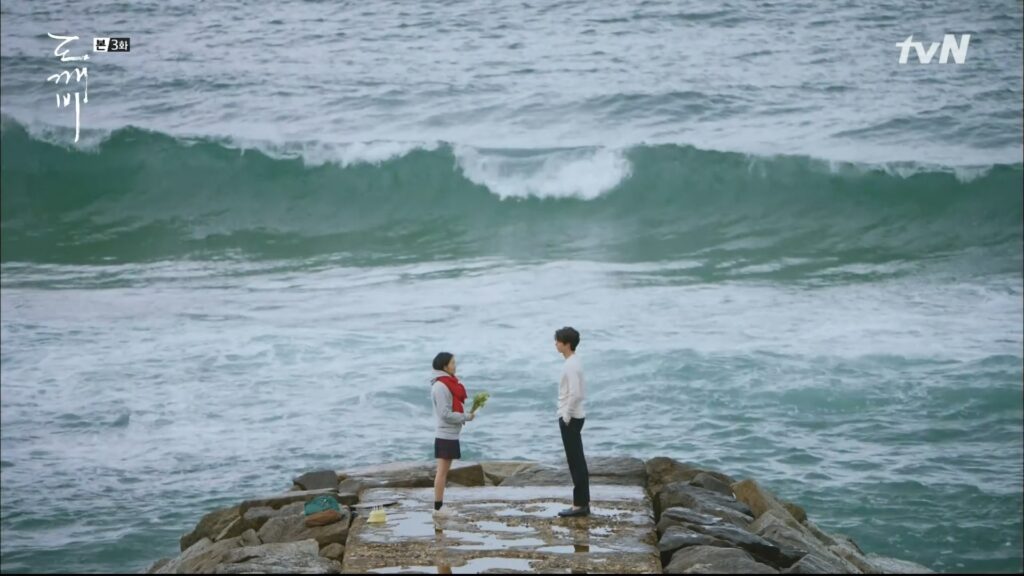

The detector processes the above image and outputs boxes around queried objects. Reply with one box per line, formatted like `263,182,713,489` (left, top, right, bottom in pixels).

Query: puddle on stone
368,566,436,574
361,485,646,505
522,502,578,516
361,509,437,541
447,530,547,550
472,520,535,533
491,499,640,518
536,544,612,554
591,507,634,517
368,557,536,574
495,508,531,517
351,485,659,574
461,557,536,572
511,502,638,519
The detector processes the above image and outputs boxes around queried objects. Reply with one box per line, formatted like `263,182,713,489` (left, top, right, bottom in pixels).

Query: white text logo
896,34,970,64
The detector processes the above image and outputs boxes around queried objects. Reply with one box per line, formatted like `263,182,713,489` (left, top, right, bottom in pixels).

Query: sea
1,0,1022,573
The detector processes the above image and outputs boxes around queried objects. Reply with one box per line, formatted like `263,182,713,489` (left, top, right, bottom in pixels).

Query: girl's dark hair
432,352,454,371
554,327,581,351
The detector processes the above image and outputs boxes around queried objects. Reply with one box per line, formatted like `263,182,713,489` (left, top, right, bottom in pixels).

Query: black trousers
559,417,590,506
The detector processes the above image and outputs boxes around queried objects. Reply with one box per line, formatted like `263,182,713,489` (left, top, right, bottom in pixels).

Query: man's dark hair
432,352,454,371
554,327,581,351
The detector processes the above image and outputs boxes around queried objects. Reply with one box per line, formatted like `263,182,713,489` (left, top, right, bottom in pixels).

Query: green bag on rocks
304,495,342,516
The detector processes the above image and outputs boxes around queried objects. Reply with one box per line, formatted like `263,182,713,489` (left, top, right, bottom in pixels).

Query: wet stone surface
341,485,661,574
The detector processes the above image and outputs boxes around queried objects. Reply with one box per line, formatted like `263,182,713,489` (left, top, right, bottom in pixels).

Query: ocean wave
2,117,1020,265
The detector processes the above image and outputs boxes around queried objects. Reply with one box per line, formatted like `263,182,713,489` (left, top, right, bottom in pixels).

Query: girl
430,352,476,523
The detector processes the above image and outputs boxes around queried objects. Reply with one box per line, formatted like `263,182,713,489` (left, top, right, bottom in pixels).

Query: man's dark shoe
557,505,591,517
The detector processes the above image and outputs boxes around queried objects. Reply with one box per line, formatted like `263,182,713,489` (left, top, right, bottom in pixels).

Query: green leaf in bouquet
471,391,490,413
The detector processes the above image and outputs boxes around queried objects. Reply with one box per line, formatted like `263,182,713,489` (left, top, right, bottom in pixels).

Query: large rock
335,475,429,497
157,530,261,574
213,540,342,574
339,461,435,485
479,461,538,485
658,525,730,565
646,458,737,497
257,510,351,547
690,523,804,569
865,554,935,574
783,553,848,574
691,472,734,498
666,545,779,574
661,507,807,570
646,457,702,496
657,506,725,535
731,479,792,520
781,501,807,523
832,533,864,554
753,514,859,574
658,482,754,520
335,493,359,507
318,543,345,561
684,500,754,529
500,457,646,487
180,505,241,551
333,478,362,506
802,520,838,547
293,470,339,491
828,541,874,574
337,461,484,489
213,517,251,543
750,509,805,535
499,464,571,486
796,532,872,573
336,477,365,492
588,456,647,486
446,461,487,487
238,489,340,516
242,502,305,531
753,512,824,551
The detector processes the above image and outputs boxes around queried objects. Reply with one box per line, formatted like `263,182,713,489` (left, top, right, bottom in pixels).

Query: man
554,326,590,517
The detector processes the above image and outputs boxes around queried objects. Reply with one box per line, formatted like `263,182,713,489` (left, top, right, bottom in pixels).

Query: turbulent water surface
1,0,1022,573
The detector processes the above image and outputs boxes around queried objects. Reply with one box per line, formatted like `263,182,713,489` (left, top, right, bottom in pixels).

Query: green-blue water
1,0,1022,573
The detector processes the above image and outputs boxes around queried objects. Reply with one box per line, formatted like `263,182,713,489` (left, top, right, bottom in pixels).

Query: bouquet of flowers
471,391,490,414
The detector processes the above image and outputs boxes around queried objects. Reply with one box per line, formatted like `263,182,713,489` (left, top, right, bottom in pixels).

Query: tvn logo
896,34,970,64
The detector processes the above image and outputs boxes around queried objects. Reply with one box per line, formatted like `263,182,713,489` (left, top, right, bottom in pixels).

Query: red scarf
434,374,466,413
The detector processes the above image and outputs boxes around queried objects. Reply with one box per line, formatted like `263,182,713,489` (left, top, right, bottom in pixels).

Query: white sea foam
452,145,633,200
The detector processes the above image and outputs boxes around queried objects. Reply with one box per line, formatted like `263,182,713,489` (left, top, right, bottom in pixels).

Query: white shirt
557,353,586,422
